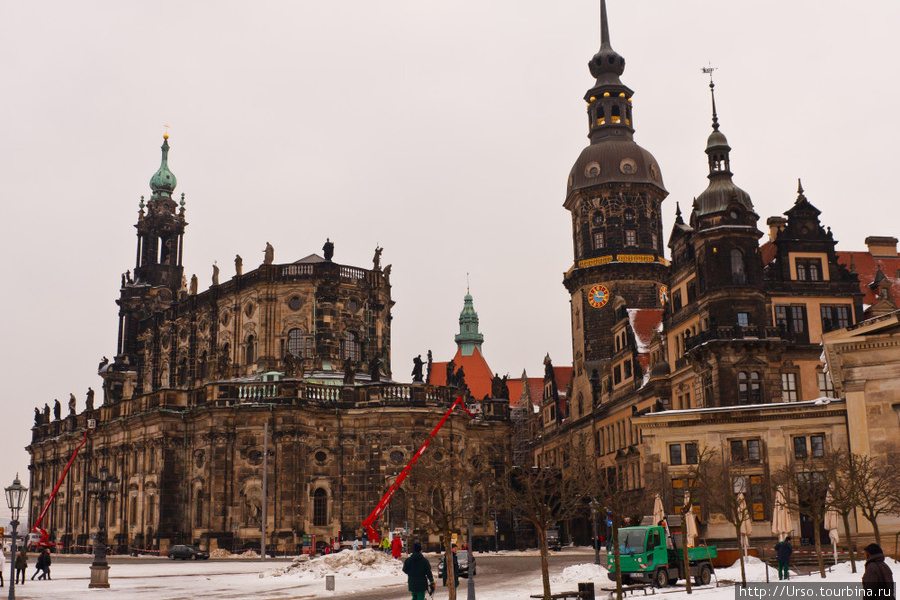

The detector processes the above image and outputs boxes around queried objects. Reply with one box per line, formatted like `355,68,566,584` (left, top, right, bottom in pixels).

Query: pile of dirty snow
209,549,233,558
550,563,609,585
239,550,260,558
265,548,403,580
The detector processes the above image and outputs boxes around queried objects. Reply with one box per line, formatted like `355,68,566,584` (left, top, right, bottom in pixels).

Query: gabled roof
836,251,900,306
295,253,326,264
427,347,494,400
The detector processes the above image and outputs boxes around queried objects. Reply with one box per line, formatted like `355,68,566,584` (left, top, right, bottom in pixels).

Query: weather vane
701,63,717,84
164,123,171,138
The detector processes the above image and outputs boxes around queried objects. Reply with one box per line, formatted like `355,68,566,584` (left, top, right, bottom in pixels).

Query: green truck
607,525,717,588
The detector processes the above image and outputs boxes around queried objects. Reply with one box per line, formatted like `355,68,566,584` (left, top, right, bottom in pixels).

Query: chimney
865,236,899,258
767,216,787,242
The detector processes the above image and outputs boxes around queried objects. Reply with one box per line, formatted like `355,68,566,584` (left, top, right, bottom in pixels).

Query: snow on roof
636,398,845,418
627,308,664,354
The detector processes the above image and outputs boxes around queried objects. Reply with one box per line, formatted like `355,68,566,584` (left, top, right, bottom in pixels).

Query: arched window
287,328,306,357
731,249,747,285
341,331,360,363
313,488,328,527
245,335,256,365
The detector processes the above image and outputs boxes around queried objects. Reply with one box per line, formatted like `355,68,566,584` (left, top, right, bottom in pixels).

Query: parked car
547,529,562,551
167,545,210,560
438,551,477,579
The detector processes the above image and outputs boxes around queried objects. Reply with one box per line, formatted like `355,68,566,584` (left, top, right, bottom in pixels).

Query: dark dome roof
649,360,671,379
694,176,753,217
567,139,666,195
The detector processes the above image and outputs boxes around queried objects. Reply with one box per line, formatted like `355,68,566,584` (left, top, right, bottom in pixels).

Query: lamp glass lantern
5,475,28,519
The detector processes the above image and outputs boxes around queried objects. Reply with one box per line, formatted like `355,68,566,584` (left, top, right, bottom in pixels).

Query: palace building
534,0,900,544
26,135,510,554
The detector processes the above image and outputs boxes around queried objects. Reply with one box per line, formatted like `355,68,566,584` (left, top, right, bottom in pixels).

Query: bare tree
820,450,859,573
405,451,468,600
843,453,900,548
773,456,833,578
495,446,587,600
687,445,761,588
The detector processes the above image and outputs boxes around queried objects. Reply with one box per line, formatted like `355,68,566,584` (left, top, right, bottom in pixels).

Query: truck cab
607,525,716,588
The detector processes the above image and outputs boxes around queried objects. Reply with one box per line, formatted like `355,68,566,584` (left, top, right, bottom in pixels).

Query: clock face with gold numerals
659,285,669,306
587,284,610,309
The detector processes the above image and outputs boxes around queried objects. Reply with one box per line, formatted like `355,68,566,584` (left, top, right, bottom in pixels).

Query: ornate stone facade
27,137,510,554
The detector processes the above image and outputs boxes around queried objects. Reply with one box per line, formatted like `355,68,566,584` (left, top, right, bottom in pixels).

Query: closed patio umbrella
824,487,840,565
683,492,698,548
772,486,793,542
737,492,753,558
653,494,665,526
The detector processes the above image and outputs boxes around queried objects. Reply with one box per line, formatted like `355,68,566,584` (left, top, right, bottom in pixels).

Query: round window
288,296,302,311
432,451,444,463
390,450,404,464
584,162,601,178
248,449,263,465
315,450,327,463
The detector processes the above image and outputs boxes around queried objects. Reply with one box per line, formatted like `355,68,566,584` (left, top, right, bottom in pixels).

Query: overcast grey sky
2,1,897,519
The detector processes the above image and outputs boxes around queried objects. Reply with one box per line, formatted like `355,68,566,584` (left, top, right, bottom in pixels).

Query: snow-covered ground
7,552,898,600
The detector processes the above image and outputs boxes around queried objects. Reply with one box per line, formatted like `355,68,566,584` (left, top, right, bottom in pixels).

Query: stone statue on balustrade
53,399,61,421
34,407,41,427
323,238,334,262
42,403,50,424
264,242,274,265
86,387,95,411
68,393,77,417
411,355,425,383
343,360,356,385
235,254,243,276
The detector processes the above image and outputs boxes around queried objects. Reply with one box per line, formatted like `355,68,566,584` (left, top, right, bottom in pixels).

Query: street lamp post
87,466,119,589
590,500,600,566
5,475,28,600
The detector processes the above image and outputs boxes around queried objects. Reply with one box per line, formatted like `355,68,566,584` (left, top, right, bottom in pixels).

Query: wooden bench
600,583,655,596
529,592,585,600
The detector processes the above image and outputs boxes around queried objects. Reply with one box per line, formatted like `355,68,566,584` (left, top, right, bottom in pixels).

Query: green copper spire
454,291,484,356
149,134,177,197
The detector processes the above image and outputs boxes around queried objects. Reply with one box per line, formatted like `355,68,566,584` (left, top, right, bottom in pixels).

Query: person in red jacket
391,535,403,559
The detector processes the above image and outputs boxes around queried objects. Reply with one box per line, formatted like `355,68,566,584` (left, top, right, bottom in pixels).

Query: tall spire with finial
149,130,177,198
599,0,611,49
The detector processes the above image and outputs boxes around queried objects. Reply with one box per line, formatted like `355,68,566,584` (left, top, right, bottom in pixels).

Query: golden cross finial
163,124,171,139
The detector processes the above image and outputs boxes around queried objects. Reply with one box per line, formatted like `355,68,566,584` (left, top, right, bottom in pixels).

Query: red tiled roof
427,347,494,400
553,366,573,397
627,308,664,353
760,241,777,265
761,242,900,306
836,251,900,306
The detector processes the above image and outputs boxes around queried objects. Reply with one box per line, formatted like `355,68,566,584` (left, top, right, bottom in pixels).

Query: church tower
454,291,484,356
563,0,669,382
115,134,188,361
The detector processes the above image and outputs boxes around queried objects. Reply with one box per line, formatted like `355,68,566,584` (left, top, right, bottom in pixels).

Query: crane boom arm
361,395,473,543
31,428,90,542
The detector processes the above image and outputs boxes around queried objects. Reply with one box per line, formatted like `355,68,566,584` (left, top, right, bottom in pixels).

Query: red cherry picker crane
361,395,473,544
29,426,92,549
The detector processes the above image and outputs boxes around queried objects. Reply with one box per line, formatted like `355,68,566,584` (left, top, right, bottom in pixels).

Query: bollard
578,581,595,600
326,575,335,591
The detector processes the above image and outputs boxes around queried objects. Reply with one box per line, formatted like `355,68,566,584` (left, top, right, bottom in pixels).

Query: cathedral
26,134,510,554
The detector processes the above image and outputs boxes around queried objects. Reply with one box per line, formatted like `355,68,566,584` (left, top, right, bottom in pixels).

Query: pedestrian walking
15,549,27,585
402,542,435,600
362,530,368,549
0,547,6,587
391,535,403,559
33,548,51,580
774,536,792,580
352,538,360,551
862,543,895,600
